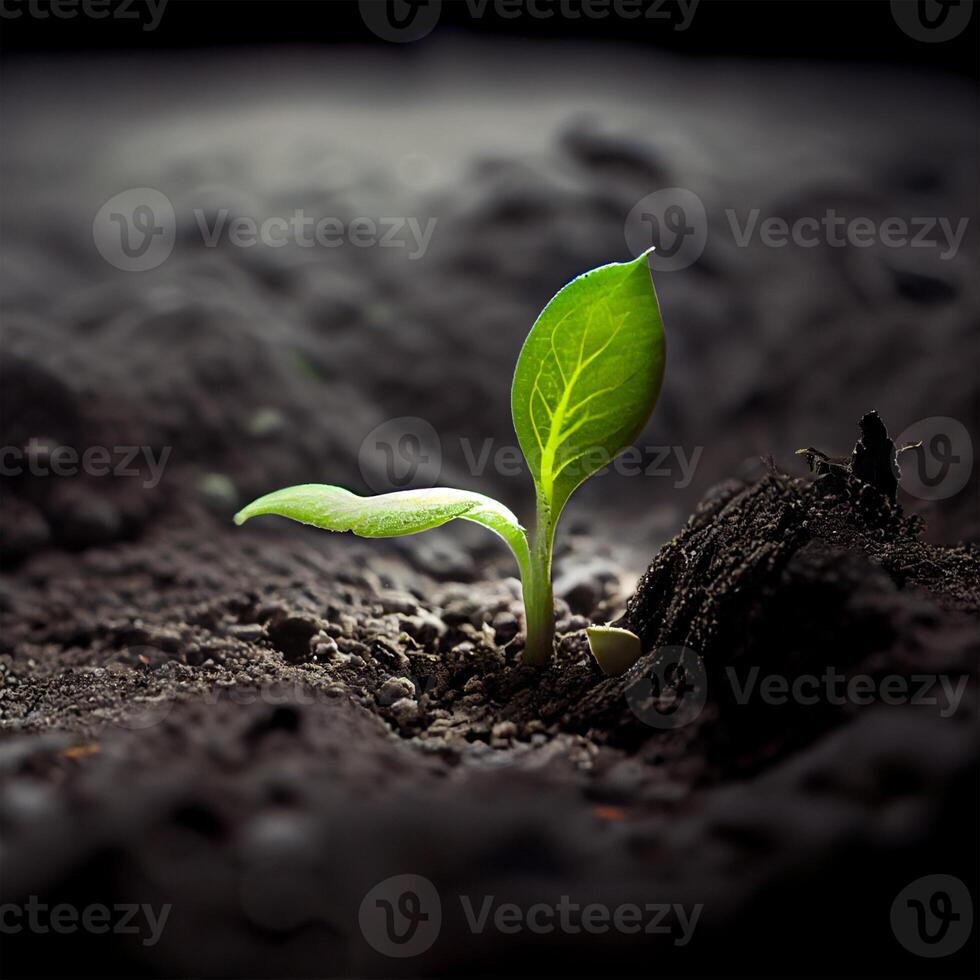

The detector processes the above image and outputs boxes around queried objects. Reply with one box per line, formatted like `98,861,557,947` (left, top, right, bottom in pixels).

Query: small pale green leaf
234,484,529,568
512,253,665,520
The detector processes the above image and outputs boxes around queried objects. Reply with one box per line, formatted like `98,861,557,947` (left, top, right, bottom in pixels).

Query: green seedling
235,252,665,666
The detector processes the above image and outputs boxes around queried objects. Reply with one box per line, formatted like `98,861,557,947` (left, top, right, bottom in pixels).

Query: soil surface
1,44,978,979
1,416,977,978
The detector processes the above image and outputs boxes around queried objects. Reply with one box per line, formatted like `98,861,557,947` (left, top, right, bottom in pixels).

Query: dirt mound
569,414,978,763
1,414,976,977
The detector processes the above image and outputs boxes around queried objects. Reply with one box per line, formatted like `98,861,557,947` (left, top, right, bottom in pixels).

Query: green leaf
512,252,665,521
234,484,530,570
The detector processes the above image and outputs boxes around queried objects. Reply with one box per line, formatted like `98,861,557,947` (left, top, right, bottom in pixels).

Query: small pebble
399,612,446,646
491,721,517,741
313,639,339,659
389,698,419,725
379,593,418,616
491,611,520,644
377,676,415,706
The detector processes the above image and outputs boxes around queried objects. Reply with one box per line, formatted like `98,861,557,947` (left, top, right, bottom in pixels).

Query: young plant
234,251,666,666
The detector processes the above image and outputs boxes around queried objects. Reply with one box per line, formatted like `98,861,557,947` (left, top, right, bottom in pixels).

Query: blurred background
1,4,978,979
2,0,977,569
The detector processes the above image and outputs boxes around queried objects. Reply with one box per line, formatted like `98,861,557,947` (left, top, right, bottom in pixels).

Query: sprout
236,252,665,667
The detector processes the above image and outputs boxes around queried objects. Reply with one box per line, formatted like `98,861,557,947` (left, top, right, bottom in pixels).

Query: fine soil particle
0,418,976,978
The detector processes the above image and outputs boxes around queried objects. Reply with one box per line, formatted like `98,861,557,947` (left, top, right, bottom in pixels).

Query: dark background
2,0,978,557
2,0,978,75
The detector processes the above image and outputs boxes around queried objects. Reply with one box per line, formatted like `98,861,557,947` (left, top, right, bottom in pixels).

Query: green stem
521,497,555,666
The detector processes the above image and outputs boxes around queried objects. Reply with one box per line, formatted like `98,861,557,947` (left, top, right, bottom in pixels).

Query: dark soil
1,48,977,979
1,417,976,978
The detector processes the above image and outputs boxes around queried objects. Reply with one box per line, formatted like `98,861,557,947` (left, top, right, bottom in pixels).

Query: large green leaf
234,484,530,569
512,253,665,521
